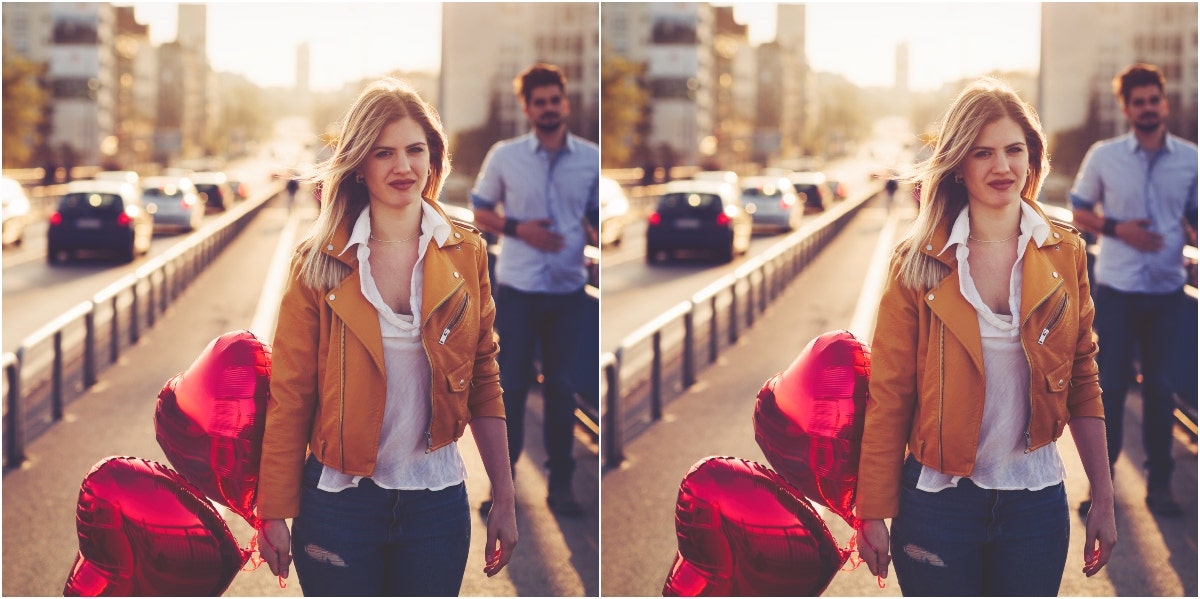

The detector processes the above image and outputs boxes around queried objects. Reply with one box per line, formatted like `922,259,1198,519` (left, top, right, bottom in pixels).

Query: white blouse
918,203,1066,492
317,203,468,492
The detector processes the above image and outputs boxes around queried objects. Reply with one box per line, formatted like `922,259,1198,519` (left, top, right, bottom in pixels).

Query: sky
732,2,1042,91
125,2,443,92
126,2,1041,94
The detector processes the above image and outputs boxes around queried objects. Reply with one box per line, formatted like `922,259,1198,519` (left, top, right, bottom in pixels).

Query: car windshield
144,187,183,199
59,193,124,213
743,187,781,199
793,184,821,196
658,192,722,214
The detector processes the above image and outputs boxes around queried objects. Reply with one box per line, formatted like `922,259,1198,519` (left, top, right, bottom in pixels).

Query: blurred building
113,5,155,168
176,3,211,161
774,2,810,158
440,2,599,150
710,6,753,169
1040,2,1198,174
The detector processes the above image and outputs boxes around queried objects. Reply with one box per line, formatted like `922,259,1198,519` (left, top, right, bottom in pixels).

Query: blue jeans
291,456,470,596
891,457,1069,596
1094,285,1187,486
494,284,587,486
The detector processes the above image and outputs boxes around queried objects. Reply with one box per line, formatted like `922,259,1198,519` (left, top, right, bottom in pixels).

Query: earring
954,173,965,184
355,173,365,184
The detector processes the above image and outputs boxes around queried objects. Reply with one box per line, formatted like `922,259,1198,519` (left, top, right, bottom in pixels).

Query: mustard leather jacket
857,200,1103,519
258,200,504,519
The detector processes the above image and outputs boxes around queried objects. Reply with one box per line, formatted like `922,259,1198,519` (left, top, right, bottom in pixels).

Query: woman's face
957,117,1029,211
358,116,430,209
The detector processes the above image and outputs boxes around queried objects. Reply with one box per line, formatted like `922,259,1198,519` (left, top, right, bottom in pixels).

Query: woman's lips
988,180,1015,191
390,180,416,191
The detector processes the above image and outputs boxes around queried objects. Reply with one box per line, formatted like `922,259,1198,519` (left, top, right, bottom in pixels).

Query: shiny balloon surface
155,330,271,528
63,456,249,596
663,457,848,596
753,330,870,527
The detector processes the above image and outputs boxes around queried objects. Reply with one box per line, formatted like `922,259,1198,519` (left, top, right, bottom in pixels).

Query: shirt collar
939,201,1052,256
340,200,453,256
523,130,576,155
1121,131,1179,154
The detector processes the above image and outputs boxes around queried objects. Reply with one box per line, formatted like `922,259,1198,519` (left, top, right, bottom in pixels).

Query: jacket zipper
1019,278,1064,453
937,321,945,470
339,320,346,471
438,293,470,345
1036,293,1068,345
423,279,466,453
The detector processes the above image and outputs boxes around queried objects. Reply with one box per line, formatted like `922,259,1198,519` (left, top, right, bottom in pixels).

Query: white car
599,176,631,247
2,177,32,246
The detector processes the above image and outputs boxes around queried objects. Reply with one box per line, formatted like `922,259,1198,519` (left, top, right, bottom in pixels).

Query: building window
53,19,98,44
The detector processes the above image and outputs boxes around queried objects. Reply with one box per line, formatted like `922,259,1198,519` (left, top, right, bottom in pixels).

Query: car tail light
117,212,132,227
181,197,194,208
648,212,662,226
716,212,731,227
780,196,794,208
49,212,63,226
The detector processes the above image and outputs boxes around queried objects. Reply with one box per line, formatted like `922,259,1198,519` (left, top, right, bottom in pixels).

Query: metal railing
600,183,883,467
2,182,284,467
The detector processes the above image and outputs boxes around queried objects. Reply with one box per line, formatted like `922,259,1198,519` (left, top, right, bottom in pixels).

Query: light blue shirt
1070,132,1198,293
470,132,599,294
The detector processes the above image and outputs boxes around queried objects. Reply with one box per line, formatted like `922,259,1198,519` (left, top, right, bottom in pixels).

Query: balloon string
845,530,887,589
245,529,288,589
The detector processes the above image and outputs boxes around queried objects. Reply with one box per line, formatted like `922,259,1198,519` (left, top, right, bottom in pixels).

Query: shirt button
927,294,935,301
925,244,933,251
328,294,336,301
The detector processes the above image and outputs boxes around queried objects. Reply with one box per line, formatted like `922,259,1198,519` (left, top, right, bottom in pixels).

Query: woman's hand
483,496,518,577
259,518,292,578
858,518,892,579
1081,495,1117,577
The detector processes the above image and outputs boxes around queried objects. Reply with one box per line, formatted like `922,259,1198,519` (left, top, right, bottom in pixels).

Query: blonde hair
896,78,1049,290
296,78,451,290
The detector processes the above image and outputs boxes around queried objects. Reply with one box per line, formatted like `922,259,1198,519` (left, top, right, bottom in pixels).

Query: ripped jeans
891,456,1069,596
291,456,470,596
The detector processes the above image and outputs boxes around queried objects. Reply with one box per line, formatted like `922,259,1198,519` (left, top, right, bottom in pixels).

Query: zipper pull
1037,328,1050,345
425,430,433,454
439,327,451,344
1024,430,1033,453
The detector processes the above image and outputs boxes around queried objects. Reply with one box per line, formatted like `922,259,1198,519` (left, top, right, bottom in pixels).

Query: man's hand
259,518,292,578
1116,218,1164,252
515,219,565,252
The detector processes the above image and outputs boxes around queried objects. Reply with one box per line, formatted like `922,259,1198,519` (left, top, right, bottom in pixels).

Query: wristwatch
504,218,520,237
1102,217,1118,237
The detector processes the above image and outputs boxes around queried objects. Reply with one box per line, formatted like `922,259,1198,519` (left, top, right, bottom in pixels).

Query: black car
190,171,233,213
645,179,752,264
789,172,835,214
47,180,154,264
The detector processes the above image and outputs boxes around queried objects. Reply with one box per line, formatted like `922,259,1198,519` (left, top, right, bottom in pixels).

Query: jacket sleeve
1066,236,1103,419
857,253,921,519
257,253,322,519
467,236,504,420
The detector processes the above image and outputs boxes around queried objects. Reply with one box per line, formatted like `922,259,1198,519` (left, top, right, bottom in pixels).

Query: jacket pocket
1043,359,1072,394
444,358,473,396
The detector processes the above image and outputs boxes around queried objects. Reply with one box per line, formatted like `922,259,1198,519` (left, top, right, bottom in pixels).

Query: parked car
226,179,250,201
2,177,32,247
189,171,233,213
599,176,631,247
789,171,835,214
740,175,801,233
141,175,204,232
47,180,153,264
825,179,848,201
645,179,751,264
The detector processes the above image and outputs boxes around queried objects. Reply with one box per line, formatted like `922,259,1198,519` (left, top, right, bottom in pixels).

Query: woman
856,79,1117,595
256,78,517,596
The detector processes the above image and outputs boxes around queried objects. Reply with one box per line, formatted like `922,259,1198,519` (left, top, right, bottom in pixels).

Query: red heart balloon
155,330,271,528
663,457,848,596
63,456,249,596
753,330,871,528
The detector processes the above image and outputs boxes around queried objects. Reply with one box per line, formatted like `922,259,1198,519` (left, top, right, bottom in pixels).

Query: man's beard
1133,113,1162,133
534,114,562,133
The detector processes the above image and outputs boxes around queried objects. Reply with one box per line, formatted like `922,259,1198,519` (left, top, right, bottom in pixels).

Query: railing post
709,295,719,363
758,268,768,313
130,286,140,343
146,277,155,327
159,269,169,313
5,350,25,467
604,351,624,468
683,307,695,388
84,309,97,388
651,330,663,420
746,276,755,327
52,331,64,420
110,295,120,362
729,285,739,343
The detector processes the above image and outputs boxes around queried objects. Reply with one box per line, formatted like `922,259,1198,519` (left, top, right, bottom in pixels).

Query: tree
449,89,506,179
2,47,48,168
600,51,648,168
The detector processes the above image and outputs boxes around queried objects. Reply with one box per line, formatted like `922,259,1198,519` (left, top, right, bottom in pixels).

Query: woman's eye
974,151,990,159
408,146,425,155
1007,146,1024,154
375,150,392,159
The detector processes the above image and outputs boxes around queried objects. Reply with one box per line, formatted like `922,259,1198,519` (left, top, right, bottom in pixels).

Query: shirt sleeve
586,173,600,229
1069,145,1103,210
470,145,503,210
1186,170,1198,229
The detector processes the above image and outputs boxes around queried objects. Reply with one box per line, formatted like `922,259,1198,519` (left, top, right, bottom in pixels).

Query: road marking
848,206,902,340
250,209,301,342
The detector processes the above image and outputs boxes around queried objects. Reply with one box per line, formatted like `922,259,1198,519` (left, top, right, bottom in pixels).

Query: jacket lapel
322,222,386,374
922,222,985,374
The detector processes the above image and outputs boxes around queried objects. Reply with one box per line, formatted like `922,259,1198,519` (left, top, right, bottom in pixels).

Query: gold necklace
968,231,1020,243
369,231,420,244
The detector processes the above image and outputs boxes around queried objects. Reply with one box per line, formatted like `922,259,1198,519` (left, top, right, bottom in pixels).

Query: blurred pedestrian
285,177,300,213
257,77,517,595
857,78,1116,595
1069,63,1197,518
884,176,899,211
471,63,599,518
